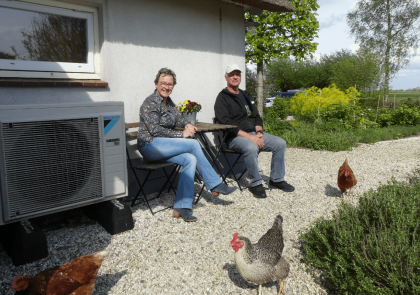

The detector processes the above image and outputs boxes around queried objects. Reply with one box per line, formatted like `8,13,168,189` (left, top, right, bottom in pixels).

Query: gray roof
229,0,295,12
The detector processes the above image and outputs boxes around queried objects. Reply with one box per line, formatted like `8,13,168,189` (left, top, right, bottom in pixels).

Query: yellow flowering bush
177,100,202,113
290,84,360,123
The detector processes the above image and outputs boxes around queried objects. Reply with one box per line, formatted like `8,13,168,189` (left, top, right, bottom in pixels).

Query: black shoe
173,208,198,222
269,180,295,192
248,184,267,198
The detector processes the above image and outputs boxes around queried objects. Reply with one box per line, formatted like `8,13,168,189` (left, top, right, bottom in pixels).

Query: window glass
0,1,96,74
0,7,88,63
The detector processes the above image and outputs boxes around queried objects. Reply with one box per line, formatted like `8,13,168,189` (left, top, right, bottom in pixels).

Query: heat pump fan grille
1,117,103,220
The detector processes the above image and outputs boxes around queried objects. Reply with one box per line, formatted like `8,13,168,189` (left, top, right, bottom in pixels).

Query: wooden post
317,89,321,121
353,85,356,122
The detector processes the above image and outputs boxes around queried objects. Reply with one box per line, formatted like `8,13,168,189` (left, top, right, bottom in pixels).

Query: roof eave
228,0,295,12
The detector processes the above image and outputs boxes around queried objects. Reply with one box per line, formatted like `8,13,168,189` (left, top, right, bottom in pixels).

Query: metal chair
213,118,247,191
125,124,180,215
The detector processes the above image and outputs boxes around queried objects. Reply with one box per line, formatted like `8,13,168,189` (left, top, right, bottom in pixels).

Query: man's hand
252,133,264,149
237,130,264,149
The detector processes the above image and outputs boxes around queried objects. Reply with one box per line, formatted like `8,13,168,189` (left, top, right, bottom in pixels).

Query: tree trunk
257,60,264,116
384,0,391,94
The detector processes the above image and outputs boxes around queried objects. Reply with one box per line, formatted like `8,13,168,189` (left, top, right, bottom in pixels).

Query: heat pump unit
0,102,127,226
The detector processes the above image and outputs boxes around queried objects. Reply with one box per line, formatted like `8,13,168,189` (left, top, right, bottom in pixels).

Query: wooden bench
125,122,179,214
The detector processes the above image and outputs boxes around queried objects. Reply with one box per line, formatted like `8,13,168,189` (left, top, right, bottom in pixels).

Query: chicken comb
12,273,22,288
230,233,239,245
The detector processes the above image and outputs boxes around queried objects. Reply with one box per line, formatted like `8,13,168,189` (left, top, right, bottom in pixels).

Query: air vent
1,118,103,221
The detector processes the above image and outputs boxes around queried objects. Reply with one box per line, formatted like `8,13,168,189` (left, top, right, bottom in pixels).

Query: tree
265,50,358,93
347,0,420,93
0,51,16,59
22,14,87,63
331,48,382,94
245,0,319,115
266,56,332,92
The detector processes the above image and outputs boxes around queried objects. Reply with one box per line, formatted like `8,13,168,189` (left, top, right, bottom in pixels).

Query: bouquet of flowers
178,100,202,113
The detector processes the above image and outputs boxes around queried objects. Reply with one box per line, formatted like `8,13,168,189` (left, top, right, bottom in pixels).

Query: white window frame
0,0,100,79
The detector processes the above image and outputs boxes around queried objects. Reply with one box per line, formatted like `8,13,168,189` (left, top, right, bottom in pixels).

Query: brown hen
230,214,289,295
337,158,357,202
11,249,108,295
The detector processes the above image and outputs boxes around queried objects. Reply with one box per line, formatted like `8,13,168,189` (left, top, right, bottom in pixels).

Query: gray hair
154,68,177,85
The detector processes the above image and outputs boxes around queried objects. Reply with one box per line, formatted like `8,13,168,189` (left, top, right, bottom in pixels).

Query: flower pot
182,112,197,125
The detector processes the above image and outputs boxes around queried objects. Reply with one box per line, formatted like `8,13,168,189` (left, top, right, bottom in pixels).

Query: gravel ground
1,136,419,295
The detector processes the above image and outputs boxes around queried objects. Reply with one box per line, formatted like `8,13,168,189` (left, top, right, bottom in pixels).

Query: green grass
388,91,420,102
263,116,420,152
300,171,420,294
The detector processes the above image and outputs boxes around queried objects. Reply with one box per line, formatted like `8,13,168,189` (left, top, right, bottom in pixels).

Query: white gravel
1,136,419,295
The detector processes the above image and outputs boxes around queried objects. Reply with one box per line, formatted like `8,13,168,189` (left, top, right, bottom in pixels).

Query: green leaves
245,0,320,64
331,48,382,94
301,172,420,294
267,96,290,120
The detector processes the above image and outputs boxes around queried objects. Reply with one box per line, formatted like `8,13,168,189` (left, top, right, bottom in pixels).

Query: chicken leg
258,284,262,295
277,279,286,295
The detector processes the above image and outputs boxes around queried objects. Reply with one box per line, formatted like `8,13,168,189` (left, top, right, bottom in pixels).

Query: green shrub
401,98,420,108
262,106,270,117
316,118,346,132
376,108,394,127
362,105,420,127
355,125,420,143
267,96,290,120
300,172,420,294
263,116,296,133
290,85,360,123
392,105,420,126
319,103,364,130
296,128,358,151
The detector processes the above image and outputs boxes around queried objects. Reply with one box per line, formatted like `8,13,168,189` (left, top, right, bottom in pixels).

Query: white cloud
349,43,360,53
319,14,346,30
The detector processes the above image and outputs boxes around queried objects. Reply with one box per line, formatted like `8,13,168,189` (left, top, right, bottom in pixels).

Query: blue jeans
228,131,286,187
139,138,222,209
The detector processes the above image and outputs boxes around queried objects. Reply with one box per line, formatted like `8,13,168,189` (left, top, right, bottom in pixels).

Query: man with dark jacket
214,64,294,198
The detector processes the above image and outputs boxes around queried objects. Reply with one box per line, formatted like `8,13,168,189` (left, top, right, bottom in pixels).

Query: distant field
388,91,420,101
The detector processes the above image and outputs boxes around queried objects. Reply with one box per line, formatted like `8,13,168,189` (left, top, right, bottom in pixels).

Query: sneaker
269,180,295,192
248,184,267,198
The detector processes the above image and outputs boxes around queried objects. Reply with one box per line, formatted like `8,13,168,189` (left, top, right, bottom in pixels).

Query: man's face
225,70,241,88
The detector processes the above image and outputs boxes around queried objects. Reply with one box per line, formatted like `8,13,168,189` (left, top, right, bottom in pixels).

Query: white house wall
0,0,246,125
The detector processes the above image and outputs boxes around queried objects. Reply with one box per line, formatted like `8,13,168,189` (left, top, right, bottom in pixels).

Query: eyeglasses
160,82,174,89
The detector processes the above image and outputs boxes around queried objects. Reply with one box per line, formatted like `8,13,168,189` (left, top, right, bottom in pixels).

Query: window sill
0,78,108,87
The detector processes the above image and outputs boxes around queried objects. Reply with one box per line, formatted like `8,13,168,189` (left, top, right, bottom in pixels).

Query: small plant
267,96,290,120
300,171,420,294
177,100,202,113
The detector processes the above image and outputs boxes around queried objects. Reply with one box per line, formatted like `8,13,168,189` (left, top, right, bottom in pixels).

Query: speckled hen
230,214,289,295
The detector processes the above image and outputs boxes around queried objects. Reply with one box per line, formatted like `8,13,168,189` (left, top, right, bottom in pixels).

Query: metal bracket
111,199,124,210
20,220,34,234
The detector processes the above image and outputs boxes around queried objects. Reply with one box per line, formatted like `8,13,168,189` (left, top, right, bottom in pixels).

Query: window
0,0,99,78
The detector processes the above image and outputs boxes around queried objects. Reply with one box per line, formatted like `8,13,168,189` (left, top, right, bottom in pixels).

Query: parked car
264,90,303,107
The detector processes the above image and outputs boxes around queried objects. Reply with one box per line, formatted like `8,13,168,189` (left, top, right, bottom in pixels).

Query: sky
315,0,420,90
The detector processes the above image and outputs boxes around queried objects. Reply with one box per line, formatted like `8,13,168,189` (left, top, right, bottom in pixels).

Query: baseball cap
225,64,242,74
